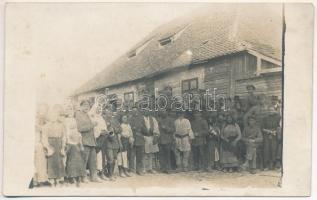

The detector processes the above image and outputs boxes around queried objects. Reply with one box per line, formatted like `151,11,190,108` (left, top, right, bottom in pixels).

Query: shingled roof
74,4,282,96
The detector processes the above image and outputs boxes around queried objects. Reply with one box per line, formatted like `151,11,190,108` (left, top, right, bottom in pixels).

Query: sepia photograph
2,1,313,196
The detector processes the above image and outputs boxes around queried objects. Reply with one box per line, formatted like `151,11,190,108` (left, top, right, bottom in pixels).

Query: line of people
32,92,282,188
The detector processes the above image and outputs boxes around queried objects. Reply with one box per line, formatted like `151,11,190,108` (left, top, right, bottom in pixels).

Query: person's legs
135,145,145,174
191,146,199,170
81,146,90,182
174,149,182,171
128,146,136,173
165,144,172,172
144,153,153,172
182,151,190,171
198,145,205,170
88,147,100,182
105,148,115,179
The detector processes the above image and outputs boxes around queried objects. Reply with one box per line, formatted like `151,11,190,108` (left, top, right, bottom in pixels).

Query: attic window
127,50,137,58
127,39,152,59
159,37,172,46
158,24,190,47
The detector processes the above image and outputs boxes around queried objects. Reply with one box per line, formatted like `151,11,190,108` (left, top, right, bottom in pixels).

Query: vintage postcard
2,1,313,196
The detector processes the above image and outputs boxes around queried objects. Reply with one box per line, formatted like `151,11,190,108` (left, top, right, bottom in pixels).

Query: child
118,115,134,177
42,106,66,186
241,116,263,174
64,105,86,187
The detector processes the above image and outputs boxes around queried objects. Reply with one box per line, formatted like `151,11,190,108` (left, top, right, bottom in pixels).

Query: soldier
261,106,281,170
191,110,209,171
158,110,175,174
245,84,258,111
103,110,122,181
128,106,147,175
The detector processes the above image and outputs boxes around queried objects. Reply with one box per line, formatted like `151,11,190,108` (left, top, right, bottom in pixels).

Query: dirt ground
32,170,282,192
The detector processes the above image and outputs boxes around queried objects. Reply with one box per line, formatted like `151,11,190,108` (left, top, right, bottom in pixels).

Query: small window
159,37,172,46
124,92,134,103
182,78,198,92
127,50,136,58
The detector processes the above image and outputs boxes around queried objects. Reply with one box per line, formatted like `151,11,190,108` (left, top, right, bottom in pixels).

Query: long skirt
65,144,86,178
34,143,48,182
47,137,66,179
220,141,240,168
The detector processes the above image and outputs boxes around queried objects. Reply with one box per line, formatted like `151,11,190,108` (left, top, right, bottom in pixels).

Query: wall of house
154,66,205,97
204,53,257,98
235,72,282,98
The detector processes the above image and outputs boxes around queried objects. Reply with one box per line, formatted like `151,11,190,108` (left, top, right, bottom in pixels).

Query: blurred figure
220,114,242,173
33,103,49,187
118,114,133,177
75,100,100,183
241,116,263,174
206,114,221,171
191,111,209,171
64,105,86,187
128,106,146,176
158,110,175,174
174,111,194,172
42,106,66,186
262,106,281,170
142,110,160,174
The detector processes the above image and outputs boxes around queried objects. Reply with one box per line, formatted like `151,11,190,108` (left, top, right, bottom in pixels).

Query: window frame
181,77,199,93
123,92,134,103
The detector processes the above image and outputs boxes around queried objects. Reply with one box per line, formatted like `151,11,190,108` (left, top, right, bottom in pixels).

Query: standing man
174,111,194,172
143,110,160,173
191,111,209,171
103,110,122,181
129,106,146,175
261,106,281,170
75,100,101,182
158,110,175,174
245,84,258,111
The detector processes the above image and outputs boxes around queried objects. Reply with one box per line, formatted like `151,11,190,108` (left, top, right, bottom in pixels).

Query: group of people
32,85,282,188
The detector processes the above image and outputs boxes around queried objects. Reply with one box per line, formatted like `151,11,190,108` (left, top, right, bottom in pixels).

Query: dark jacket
104,117,121,150
75,110,96,147
158,116,175,145
191,117,209,146
129,112,147,146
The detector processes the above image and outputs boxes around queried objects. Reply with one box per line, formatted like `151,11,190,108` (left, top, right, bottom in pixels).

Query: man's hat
246,84,256,90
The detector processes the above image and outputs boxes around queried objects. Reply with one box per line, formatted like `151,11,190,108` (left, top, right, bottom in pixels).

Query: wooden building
72,4,283,110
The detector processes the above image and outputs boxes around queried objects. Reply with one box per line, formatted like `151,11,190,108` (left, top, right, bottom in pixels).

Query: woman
220,114,242,172
33,103,49,187
64,105,86,187
42,106,67,186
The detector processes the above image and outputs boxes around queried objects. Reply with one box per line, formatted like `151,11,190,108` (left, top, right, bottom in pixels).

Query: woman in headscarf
42,105,67,186
220,114,242,173
33,103,49,187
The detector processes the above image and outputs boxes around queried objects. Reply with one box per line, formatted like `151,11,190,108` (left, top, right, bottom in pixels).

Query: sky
6,3,206,105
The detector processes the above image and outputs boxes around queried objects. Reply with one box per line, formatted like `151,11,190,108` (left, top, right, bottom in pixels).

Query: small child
64,106,86,187
241,116,263,174
118,115,134,177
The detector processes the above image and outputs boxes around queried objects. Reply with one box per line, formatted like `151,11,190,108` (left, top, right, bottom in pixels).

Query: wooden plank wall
235,73,282,98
